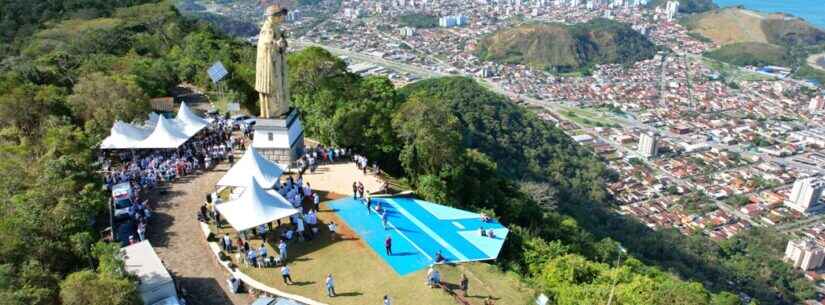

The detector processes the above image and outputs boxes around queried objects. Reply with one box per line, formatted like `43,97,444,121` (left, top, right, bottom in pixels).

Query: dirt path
147,162,252,305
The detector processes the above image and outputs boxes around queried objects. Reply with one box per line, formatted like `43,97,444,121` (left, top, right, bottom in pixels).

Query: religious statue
256,5,291,119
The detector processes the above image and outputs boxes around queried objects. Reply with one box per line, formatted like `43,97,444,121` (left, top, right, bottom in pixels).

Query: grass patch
557,106,621,128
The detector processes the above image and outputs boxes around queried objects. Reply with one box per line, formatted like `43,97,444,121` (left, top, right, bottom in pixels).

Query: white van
111,182,134,217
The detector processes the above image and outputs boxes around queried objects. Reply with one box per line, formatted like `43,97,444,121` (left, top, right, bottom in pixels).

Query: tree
59,270,140,305
0,82,67,136
66,72,149,136
393,95,462,180
711,292,741,305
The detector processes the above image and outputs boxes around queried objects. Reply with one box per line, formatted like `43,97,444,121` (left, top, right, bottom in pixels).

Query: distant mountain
477,19,657,74
647,0,718,14
682,8,825,46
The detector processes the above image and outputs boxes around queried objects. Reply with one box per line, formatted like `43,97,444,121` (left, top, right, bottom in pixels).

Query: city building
785,177,825,214
810,96,825,113
438,15,469,28
639,132,658,159
286,9,301,22
399,26,415,37
665,0,679,21
785,238,825,271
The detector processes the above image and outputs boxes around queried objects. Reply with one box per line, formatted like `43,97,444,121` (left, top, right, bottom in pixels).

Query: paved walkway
300,162,384,197
147,161,251,305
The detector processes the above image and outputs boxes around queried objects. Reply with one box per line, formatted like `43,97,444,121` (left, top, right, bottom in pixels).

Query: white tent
145,112,161,127
138,115,191,149
100,121,152,149
215,176,300,232
175,102,208,135
100,103,210,150
216,147,285,188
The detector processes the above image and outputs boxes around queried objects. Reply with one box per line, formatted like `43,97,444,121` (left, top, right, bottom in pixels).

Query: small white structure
215,176,300,232
785,238,825,271
217,147,285,189
252,110,305,168
121,241,181,305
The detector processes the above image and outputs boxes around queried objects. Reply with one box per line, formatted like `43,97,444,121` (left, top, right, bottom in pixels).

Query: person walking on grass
281,264,293,285
385,235,392,256
460,273,469,297
325,273,336,297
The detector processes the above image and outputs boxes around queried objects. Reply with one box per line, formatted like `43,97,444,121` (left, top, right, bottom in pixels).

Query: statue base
252,108,305,169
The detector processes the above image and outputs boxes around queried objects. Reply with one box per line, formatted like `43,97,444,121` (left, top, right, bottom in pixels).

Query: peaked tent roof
175,102,208,135
216,147,285,188
100,121,153,149
137,115,191,149
215,176,300,231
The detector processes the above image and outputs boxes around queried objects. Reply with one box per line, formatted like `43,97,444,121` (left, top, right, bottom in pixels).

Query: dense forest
0,1,258,304
0,0,814,304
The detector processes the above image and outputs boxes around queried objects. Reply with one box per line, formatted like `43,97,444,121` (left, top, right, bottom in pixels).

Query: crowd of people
102,117,236,193
101,114,237,245
297,145,350,173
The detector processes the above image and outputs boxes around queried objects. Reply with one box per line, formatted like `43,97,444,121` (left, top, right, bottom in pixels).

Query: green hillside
762,17,825,46
477,19,657,74
705,42,792,67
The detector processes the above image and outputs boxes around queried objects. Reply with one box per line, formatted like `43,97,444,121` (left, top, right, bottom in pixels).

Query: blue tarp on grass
328,197,508,276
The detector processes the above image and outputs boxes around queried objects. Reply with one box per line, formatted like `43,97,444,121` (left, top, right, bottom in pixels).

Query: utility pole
606,245,627,305
108,197,115,242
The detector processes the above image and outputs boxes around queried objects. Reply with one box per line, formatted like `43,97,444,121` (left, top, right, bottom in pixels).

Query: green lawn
556,105,621,128
210,194,534,305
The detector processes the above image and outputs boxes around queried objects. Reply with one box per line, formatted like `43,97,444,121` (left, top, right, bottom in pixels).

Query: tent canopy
100,121,152,149
175,102,208,135
138,115,191,149
216,147,284,188
100,103,209,149
215,176,299,232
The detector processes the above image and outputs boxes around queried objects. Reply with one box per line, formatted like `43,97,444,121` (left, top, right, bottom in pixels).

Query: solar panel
207,61,229,83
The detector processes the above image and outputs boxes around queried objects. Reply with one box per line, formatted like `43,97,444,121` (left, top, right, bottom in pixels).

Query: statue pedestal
252,108,305,169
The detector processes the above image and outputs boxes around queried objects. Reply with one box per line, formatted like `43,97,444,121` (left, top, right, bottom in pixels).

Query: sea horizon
713,0,825,29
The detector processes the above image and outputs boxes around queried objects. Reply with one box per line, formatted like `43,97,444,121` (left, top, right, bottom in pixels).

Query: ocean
713,0,825,29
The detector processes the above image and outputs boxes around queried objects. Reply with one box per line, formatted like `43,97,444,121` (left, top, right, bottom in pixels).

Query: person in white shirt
383,295,391,305
325,273,336,297
281,264,293,285
278,240,288,262
328,221,337,240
